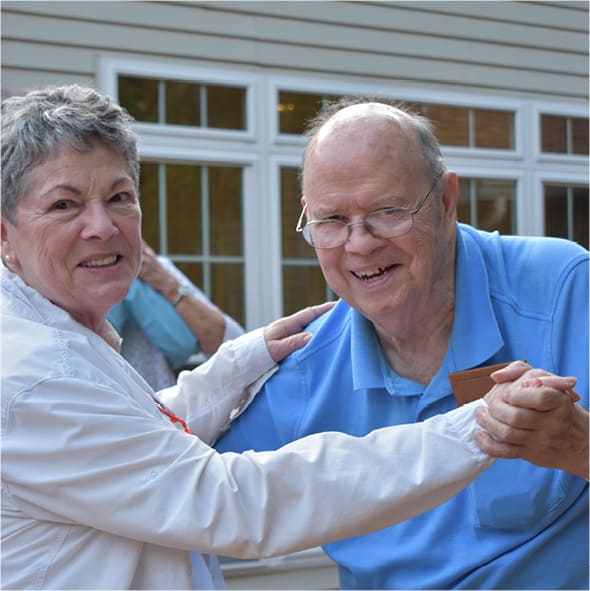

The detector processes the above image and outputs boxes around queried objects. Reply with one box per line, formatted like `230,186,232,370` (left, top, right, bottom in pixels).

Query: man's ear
440,171,459,223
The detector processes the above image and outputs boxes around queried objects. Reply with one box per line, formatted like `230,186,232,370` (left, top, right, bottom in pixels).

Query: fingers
286,301,336,330
490,360,531,383
264,301,335,362
265,302,335,341
473,429,520,460
267,333,313,363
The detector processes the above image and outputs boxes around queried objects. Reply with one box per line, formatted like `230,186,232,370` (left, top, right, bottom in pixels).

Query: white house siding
1,1,588,102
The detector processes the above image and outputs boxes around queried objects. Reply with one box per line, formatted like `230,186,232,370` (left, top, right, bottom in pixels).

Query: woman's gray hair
300,96,445,187
1,84,139,224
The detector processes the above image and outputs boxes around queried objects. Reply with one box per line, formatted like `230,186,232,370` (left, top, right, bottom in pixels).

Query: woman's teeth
81,255,118,268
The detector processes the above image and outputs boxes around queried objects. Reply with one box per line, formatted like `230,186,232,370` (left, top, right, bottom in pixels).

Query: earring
4,254,11,262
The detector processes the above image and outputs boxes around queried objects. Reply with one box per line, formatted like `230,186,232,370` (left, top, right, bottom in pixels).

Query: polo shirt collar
447,225,504,372
348,225,505,396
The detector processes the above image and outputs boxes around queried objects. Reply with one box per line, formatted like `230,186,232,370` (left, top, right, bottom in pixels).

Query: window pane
166,80,201,126
545,185,569,238
207,85,246,130
278,91,340,135
209,166,243,256
140,162,161,249
573,187,589,246
282,265,329,316
476,179,515,234
281,167,314,259
572,117,589,155
118,76,158,123
456,177,473,225
166,164,202,254
457,177,516,233
474,109,514,149
424,104,469,146
541,114,567,153
175,262,204,293
211,263,245,326
544,184,589,247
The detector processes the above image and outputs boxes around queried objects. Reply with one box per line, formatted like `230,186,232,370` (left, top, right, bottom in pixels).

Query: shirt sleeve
124,278,199,367
2,378,493,559
160,328,277,444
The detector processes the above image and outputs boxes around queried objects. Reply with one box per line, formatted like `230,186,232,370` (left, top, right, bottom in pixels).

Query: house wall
2,1,588,103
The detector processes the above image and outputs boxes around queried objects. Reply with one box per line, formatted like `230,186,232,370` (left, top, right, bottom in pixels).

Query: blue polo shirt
216,224,589,590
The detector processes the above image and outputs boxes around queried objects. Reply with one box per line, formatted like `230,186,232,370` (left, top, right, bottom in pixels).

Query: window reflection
457,178,516,234
544,184,589,247
118,76,246,130
541,114,589,155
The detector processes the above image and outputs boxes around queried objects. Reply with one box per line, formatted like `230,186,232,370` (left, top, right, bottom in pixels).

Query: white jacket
1,269,493,590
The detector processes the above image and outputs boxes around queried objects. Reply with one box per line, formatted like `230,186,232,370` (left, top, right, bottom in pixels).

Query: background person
2,84,566,591
216,98,589,590
108,239,244,391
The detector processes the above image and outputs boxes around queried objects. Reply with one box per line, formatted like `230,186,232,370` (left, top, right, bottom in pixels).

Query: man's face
1,141,142,331
301,114,457,336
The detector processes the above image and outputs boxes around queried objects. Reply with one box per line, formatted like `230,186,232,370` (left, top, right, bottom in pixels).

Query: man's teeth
82,256,118,268
352,265,393,280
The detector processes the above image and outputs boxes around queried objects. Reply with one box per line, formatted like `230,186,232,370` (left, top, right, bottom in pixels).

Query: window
140,161,246,326
457,178,517,234
99,59,588,327
277,91,515,151
280,166,332,315
119,76,246,130
541,114,589,155
278,91,342,135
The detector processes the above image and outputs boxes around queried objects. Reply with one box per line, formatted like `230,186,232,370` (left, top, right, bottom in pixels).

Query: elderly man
216,99,589,590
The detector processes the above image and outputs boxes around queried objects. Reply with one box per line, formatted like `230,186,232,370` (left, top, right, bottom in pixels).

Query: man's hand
264,302,335,363
474,362,588,479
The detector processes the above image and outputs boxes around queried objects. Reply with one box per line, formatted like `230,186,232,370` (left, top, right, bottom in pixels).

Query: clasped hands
476,361,589,479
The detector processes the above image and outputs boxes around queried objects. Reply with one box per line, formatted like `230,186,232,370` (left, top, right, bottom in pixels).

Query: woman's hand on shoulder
264,301,335,363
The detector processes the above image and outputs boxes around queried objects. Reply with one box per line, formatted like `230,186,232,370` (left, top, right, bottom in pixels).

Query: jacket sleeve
159,328,277,444
3,377,493,559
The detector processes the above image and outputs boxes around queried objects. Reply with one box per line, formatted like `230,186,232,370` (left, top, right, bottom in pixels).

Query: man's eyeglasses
296,174,442,249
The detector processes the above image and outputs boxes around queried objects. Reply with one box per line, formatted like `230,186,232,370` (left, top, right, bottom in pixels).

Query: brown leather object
448,362,512,405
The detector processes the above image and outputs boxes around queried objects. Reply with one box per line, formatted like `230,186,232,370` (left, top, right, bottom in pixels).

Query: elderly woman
0,85,575,590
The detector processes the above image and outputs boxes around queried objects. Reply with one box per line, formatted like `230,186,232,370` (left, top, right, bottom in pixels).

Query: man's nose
344,220,382,253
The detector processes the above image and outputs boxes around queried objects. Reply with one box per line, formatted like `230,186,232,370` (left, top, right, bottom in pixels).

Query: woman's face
1,141,142,332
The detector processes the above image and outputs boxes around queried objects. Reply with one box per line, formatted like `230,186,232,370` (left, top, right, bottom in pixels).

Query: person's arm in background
156,255,244,344
139,242,241,354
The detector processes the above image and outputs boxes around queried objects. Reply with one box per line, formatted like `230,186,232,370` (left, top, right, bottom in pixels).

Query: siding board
1,1,587,100
5,1,587,52
3,10,585,76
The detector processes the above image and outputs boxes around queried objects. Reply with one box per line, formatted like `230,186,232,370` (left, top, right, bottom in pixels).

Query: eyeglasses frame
295,172,443,249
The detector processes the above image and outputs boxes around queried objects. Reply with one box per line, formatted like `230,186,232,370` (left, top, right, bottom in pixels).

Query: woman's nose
80,203,117,240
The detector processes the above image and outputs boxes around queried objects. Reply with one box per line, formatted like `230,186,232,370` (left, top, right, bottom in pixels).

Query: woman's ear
1,217,17,271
